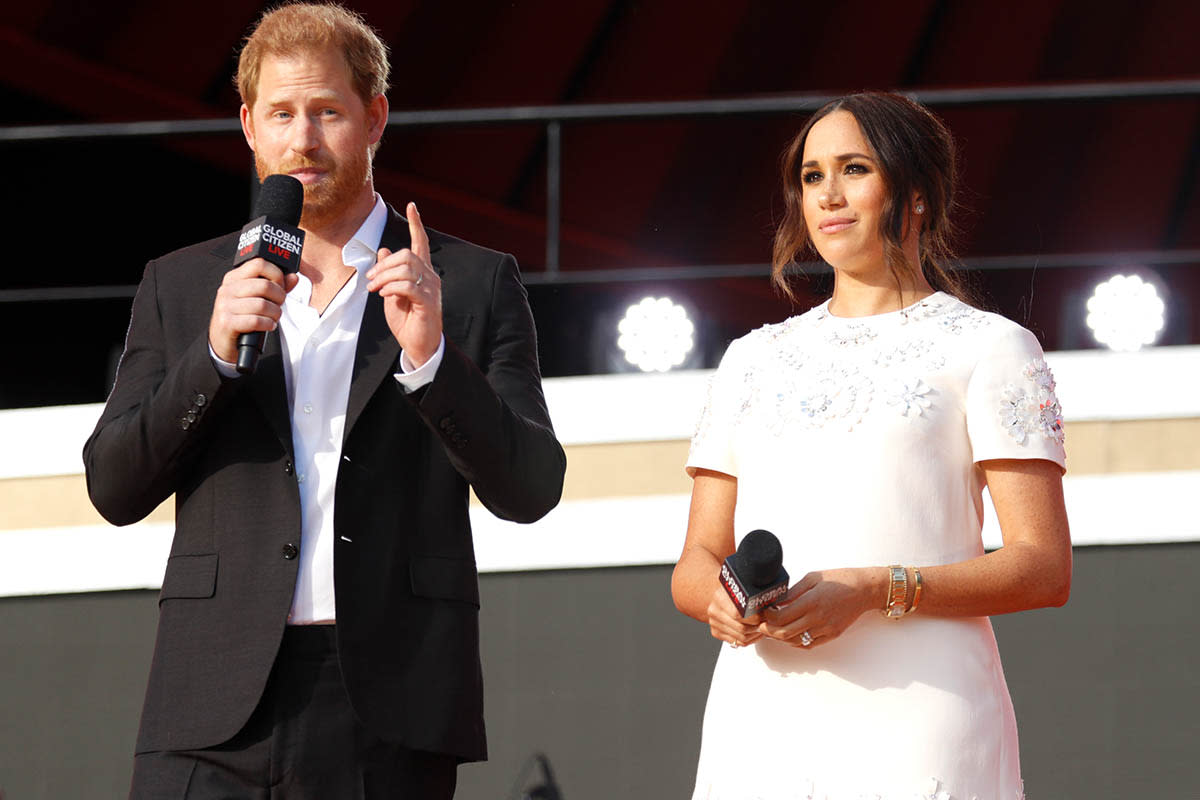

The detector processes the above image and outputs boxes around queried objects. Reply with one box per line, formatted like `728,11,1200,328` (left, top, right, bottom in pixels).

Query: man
83,4,566,797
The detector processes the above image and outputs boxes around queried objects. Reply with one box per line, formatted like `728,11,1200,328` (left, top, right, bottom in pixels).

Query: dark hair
771,91,965,302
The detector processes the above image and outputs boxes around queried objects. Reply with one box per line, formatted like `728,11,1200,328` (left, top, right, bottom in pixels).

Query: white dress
686,293,1066,800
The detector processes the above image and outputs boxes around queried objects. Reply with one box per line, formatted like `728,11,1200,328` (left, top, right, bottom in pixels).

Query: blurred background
1,1,1198,798
3,0,1199,405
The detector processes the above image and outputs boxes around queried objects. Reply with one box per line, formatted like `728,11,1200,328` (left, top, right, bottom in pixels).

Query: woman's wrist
861,567,890,617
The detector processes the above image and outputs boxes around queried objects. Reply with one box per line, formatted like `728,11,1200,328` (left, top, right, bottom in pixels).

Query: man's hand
367,202,442,366
208,258,298,364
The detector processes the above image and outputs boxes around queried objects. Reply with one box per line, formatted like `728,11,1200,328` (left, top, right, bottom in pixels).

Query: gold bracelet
883,565,908,619
908,566,923,615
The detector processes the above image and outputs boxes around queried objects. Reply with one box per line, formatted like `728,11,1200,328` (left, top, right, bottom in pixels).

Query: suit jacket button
439,417,452,431
282,543,298,560
195,393,208,407
180,418,191,430
284,460,294,475
185,411,198,423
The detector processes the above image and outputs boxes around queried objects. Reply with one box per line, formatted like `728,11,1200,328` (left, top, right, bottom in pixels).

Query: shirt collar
341,193,388,273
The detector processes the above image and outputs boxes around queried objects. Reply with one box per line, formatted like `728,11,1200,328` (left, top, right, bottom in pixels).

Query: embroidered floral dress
686,293,1065,800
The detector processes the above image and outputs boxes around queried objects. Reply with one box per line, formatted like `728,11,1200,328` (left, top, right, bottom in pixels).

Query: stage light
616,296,695,372
1085,274,1165,352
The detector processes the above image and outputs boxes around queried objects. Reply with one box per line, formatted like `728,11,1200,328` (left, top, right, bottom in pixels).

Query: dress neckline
813,291,952,327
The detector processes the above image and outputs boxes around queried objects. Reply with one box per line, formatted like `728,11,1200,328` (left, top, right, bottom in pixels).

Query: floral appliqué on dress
999,359,1065,445
790,366,873,432
886,379,934,417
745,318,874,433
704,297,999,436
692,296,1012,448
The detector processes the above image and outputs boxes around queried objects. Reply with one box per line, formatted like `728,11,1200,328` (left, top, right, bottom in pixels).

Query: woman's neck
826,270,935,318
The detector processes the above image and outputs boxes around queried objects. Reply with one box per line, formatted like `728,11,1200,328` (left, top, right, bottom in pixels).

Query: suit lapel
343,204,443,442
246,330,293,452
344,291,401,442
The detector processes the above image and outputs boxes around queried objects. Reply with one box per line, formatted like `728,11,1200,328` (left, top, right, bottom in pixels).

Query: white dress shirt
212,194,444,624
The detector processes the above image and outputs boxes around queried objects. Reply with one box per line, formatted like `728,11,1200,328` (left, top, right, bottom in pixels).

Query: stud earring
915,204,925,214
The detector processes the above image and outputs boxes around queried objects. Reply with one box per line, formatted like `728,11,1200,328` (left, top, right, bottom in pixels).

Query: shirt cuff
394,335,445,393
209,343,240,379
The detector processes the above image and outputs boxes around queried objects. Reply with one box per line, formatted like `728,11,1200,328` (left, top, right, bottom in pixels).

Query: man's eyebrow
262,91,343,105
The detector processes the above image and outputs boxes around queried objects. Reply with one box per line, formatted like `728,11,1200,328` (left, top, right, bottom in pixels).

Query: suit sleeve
414,252,566,523
82,259,231,526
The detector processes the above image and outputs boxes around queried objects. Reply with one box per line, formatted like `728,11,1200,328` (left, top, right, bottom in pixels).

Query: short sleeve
965,325,1067,472
686,337,748,478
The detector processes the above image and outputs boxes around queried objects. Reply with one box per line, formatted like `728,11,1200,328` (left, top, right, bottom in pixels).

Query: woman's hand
759,567,884,648
706,585,764,648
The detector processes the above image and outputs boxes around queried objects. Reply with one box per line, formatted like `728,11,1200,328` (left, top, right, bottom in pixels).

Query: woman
671,92,1070,800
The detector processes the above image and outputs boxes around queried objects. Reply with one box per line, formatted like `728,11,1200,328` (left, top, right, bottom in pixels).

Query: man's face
240,47,386,230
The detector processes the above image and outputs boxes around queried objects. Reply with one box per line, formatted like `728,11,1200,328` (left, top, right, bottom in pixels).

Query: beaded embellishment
999,359,1065,445
827,322,878,348
690,295,1026,446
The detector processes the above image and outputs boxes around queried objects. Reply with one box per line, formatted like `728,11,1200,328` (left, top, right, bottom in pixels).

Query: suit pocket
409,555,480,608
158,553,218,604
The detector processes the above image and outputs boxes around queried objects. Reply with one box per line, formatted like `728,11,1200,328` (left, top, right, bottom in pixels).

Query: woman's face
800,110,892,278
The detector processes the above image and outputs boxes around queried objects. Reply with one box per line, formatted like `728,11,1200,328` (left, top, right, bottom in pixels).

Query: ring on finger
415,270,424,287
800,630,813,647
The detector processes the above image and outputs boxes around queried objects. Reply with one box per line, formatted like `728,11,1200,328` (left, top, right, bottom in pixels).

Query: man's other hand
367,202,443,366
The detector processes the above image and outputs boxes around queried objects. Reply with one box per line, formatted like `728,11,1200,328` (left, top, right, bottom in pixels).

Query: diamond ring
800,631,813,647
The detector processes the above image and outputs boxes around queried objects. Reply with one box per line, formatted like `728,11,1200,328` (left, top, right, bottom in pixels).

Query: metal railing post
545,120,562,274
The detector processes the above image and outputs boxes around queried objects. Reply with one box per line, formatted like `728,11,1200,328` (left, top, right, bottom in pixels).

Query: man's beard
255,148,371,230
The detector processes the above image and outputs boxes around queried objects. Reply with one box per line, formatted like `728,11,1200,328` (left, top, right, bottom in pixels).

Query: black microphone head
254,174,304,225
737,529,783,588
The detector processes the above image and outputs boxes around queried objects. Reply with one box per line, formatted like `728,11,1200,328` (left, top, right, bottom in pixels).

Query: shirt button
284,460,294,475
303,403,313,414
297,473,306,484
281,543,298,560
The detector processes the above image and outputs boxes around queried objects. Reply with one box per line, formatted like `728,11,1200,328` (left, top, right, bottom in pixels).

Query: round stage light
1085,274,1165,352
616,296,695,372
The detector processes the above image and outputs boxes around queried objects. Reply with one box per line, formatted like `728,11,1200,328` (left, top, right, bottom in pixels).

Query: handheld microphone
233,174,305,374
719,529,789,618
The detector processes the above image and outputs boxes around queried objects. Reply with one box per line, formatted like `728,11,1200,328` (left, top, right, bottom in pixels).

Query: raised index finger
406,201,430,261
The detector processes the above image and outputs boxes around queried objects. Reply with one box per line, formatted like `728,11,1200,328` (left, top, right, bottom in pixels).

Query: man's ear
240,104,256,151
366,93,388,147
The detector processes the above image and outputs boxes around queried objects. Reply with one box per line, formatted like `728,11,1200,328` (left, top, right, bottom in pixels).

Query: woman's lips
819,218,856,234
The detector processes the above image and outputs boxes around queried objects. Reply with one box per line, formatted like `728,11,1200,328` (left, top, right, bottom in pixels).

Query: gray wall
1,544,1197,799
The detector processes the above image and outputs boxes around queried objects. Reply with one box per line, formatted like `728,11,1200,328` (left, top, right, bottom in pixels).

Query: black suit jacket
83,205,566,762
